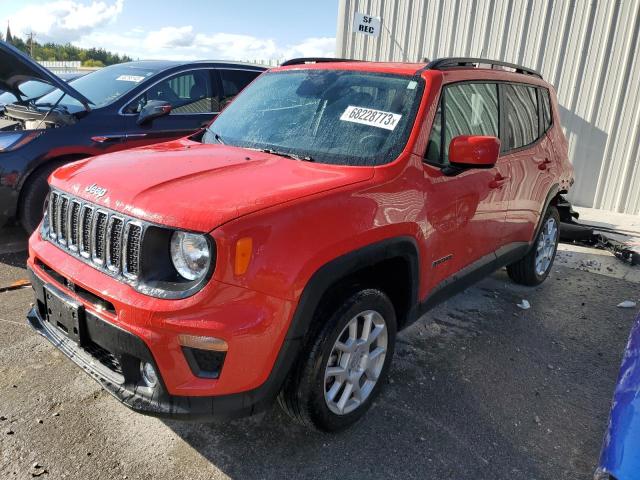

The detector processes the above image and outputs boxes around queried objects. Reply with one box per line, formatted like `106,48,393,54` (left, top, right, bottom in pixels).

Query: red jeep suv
26,57,573,431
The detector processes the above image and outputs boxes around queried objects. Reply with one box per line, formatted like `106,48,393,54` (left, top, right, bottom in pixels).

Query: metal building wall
336,0,640,214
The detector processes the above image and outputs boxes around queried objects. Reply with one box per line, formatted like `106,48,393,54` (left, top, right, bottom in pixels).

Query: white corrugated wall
336,0,640,214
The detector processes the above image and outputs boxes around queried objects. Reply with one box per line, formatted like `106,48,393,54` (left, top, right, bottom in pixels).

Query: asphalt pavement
1,245,639,480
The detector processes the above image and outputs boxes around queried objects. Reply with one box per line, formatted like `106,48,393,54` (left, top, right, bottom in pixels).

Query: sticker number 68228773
339,106,403,131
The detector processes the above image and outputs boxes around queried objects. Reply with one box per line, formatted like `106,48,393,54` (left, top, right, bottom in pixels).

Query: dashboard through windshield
203,69,424,166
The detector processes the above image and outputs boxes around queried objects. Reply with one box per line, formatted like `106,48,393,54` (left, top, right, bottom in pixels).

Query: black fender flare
287,236,420,340
528,183,560,252
239,236,421,414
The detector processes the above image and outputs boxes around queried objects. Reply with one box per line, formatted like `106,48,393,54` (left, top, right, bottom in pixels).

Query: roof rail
423,57,542,79
280,57,361,67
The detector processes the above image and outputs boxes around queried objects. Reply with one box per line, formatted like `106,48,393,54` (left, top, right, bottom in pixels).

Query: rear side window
502,84,538,150
220,69,262,110
425,82,499,165
540,88,552,132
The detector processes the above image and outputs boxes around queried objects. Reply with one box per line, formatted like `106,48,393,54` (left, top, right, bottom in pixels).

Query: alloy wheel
324,310,388,415
535,217,558,276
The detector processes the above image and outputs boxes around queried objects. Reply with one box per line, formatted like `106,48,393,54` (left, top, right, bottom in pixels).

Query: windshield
0,80,53,104
203,70,423,166
35,64,157,110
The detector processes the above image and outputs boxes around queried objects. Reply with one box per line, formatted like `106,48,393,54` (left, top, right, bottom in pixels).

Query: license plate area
44,284,85,345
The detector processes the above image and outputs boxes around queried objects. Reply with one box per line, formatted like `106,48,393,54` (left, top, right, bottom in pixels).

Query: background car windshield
204,70,423,166
0,81,53,104
35,65,156,110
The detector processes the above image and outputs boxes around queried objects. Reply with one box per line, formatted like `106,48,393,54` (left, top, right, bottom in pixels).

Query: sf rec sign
353,12,381,38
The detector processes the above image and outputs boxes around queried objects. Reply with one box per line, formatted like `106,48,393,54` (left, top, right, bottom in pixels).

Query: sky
0,0,339,61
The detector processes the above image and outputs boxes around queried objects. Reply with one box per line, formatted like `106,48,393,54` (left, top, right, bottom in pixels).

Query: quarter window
540,88,552,132
220,69,262,110
425,83,499,165
502,84,538,150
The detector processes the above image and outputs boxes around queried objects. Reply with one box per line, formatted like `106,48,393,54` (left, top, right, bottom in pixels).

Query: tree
8,34,132,65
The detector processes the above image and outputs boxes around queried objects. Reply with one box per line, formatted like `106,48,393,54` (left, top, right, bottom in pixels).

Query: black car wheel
19,161,67,233
278,289,397,432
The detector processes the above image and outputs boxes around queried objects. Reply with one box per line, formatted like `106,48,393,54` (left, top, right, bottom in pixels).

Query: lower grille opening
182,347,226,379
84,341,123,376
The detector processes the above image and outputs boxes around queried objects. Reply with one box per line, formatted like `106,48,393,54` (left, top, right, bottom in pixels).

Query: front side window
129,70,217,114
425,82,499,165
503,84,538,150
203,70,424,166
219,69,261,110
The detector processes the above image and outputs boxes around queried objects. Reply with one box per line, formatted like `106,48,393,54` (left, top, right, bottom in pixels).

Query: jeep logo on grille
85,183,107,198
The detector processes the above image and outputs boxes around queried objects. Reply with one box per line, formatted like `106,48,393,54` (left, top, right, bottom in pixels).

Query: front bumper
28,270,261,419
27,235,299,420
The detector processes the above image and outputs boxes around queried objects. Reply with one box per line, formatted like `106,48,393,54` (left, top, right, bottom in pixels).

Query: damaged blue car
596,312,640,479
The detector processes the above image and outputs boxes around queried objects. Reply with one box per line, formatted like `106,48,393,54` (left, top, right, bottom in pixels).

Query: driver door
422,82,510,291
123,69,220,148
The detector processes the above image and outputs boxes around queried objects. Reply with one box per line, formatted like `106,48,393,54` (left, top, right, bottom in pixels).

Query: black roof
114,60,267,73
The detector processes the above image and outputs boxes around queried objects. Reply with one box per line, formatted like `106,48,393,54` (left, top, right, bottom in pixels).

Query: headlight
0,131,42,152
170,231,211,281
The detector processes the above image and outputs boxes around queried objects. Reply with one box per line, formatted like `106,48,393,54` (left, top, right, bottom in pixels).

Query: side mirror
137,100,172,125
448,135,500,168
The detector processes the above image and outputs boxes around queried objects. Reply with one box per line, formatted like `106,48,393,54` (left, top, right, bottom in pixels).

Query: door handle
536,157,552,170
489,173,509,189
91,134,125,143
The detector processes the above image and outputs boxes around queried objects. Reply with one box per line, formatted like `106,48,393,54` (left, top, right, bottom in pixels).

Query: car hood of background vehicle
50,139,374,232
0,40,91,109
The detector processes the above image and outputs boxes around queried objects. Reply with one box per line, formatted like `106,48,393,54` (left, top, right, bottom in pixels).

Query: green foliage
82,59,105,68
7,35,132,66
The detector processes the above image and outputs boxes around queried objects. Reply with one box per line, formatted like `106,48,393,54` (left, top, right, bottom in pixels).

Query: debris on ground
0,279,31,293
517,299,531,310
559,207,640,267
617,301,637,309
30,462,48,477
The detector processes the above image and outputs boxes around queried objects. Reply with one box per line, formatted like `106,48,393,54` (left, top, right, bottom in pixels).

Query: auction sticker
340,106,402,131
116,75,145,83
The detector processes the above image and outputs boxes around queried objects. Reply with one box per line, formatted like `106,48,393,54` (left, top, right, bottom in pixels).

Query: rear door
422,82,511,289
499,83,555,246
123,69,220,148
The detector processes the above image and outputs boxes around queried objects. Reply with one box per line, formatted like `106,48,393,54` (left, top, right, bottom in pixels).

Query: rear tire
19,162,66,233
278,289,397,432
507,206,560,286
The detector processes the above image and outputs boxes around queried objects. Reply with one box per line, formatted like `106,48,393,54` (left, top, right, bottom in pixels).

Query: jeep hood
0,40,91,109
49,139,374,232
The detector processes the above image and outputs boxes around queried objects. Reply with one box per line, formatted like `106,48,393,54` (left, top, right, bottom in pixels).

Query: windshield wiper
206,130,225,144
257,148,315,162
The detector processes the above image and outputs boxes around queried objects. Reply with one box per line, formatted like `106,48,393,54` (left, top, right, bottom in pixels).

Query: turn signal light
234,237,253,275
177,334,228,352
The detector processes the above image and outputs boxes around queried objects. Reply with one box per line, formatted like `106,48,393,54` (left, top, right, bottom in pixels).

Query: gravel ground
1,249,638,480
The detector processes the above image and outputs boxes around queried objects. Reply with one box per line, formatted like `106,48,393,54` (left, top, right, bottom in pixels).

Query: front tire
507,206,560,286
278,289,397,432
19,162,66,233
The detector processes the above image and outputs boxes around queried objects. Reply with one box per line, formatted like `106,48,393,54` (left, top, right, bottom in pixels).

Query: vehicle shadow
162,368,544,480
0,225,28,256
160,268,637,479
160,275,559,479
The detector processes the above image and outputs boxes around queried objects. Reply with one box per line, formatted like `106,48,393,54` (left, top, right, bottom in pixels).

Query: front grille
45,189,145,282
68,200,81,251
123,223,142,278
